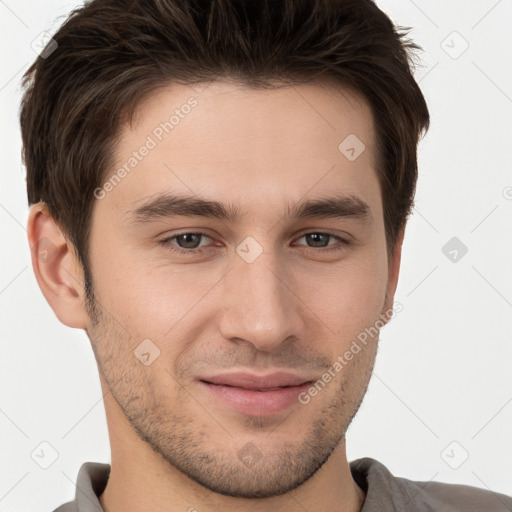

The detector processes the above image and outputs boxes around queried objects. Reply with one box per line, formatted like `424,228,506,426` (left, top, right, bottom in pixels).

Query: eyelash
158,231,350,256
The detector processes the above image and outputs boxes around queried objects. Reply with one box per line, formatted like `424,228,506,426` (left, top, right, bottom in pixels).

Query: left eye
295,232,342,248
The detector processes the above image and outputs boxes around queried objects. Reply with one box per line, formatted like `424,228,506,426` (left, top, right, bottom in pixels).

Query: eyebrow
126,193,372,224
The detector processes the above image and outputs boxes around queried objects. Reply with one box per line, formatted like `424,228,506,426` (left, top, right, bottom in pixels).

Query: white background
1,0,511,510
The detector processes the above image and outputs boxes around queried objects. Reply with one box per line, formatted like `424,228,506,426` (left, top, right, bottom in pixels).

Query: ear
27,203,90,329
382,224,406,319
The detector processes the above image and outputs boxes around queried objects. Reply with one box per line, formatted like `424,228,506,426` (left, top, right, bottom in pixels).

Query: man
20,0,512,511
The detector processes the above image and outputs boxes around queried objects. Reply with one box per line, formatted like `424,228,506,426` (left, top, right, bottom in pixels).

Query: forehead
97,79,381,222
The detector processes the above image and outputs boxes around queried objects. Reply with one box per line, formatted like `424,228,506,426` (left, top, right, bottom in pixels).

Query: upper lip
200,371,313,390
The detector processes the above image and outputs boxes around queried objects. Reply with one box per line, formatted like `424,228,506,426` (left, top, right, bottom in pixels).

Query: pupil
307,233,328,247
178,234,200,248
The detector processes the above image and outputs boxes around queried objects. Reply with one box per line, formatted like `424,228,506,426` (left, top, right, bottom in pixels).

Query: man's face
86,80,396,497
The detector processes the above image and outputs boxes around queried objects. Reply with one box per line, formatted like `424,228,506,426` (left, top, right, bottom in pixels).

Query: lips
199,371,313,390
198,372,315,416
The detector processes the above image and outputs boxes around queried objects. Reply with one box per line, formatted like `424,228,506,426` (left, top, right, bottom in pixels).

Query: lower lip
199,380,312,416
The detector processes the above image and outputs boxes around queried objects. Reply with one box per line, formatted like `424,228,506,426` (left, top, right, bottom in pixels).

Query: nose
218,247,306,352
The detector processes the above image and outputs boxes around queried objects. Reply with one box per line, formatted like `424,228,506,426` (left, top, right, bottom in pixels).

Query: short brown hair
20,0,429,310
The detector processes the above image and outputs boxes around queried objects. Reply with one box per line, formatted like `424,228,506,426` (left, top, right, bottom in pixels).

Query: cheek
301,253,388,339
96,256,225,341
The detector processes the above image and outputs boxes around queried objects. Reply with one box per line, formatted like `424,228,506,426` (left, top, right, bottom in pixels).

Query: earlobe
27,203,90,329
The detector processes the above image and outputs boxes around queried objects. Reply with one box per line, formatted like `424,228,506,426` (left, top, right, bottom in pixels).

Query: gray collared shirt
53,457,512,511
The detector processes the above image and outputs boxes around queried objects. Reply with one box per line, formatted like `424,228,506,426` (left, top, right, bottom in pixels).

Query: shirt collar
74,461,110,512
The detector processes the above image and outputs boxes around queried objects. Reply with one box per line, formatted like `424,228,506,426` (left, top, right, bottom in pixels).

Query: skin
28,79,404,512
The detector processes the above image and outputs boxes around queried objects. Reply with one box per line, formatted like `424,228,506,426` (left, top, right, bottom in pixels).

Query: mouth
197,372,314,416
200,381,306,391
199,371,314,389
